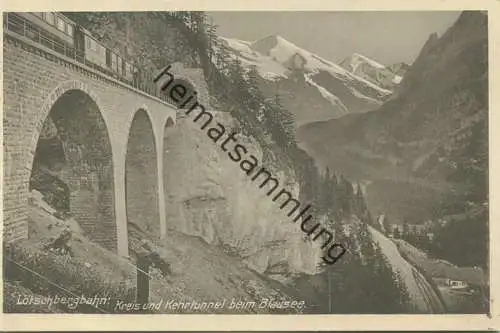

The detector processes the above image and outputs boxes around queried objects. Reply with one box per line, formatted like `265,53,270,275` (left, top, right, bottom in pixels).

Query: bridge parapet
3,12,176,107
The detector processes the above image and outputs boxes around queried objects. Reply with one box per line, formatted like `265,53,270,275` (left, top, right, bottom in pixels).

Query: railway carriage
84,32,107,69
6,12,139,87
106,48,130,79
17,12,75,46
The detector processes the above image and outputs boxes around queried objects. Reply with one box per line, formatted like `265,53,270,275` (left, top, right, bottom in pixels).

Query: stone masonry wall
3,31,176,256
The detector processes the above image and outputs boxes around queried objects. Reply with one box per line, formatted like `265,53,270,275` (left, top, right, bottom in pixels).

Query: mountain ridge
217,34,398,126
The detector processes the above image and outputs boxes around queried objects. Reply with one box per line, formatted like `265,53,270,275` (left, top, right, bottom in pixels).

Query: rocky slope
7,193,303,314
163,111,323,279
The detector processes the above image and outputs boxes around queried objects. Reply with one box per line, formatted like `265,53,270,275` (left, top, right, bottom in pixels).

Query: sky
207,11,461,65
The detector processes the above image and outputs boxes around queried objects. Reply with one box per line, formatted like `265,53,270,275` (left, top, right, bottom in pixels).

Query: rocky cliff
163,111,323,278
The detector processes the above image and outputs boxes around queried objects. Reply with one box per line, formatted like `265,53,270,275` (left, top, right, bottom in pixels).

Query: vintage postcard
1,0,499,331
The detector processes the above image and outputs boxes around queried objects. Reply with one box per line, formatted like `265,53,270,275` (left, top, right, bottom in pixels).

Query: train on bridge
4,12,158,95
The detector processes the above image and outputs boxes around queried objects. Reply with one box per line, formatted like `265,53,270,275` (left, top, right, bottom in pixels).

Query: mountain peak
254,34,288,44
250,34,298,57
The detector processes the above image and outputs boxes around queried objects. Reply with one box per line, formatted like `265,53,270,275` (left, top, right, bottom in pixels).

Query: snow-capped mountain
218,35,394,127
339,53,407,90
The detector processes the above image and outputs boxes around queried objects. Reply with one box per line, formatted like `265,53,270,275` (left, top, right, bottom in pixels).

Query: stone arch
28,80,106,172
165,116,175,129
29,82,117,251
125,108,160,239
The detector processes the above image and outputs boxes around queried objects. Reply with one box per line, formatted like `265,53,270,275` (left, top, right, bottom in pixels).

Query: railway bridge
3,19,209,256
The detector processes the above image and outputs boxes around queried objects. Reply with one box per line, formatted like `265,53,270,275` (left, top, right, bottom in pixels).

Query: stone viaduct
3,21,208,257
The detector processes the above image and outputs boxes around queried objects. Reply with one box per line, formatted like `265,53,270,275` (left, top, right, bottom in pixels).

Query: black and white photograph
1,6,493,321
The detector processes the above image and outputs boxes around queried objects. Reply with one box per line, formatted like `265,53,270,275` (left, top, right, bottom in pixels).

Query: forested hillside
297,11,488,270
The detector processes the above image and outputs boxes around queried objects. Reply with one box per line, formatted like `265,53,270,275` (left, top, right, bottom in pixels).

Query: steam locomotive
5,12,157,94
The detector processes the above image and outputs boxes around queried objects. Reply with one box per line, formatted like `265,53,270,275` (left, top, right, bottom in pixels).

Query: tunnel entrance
164,78,198,109
29,89,117,251
125,110,160,237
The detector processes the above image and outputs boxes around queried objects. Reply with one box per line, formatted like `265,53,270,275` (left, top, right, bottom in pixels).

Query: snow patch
220,37,253,54
349,53,386,70
393,75,403,84
218,37,289,80
304,74,349,114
